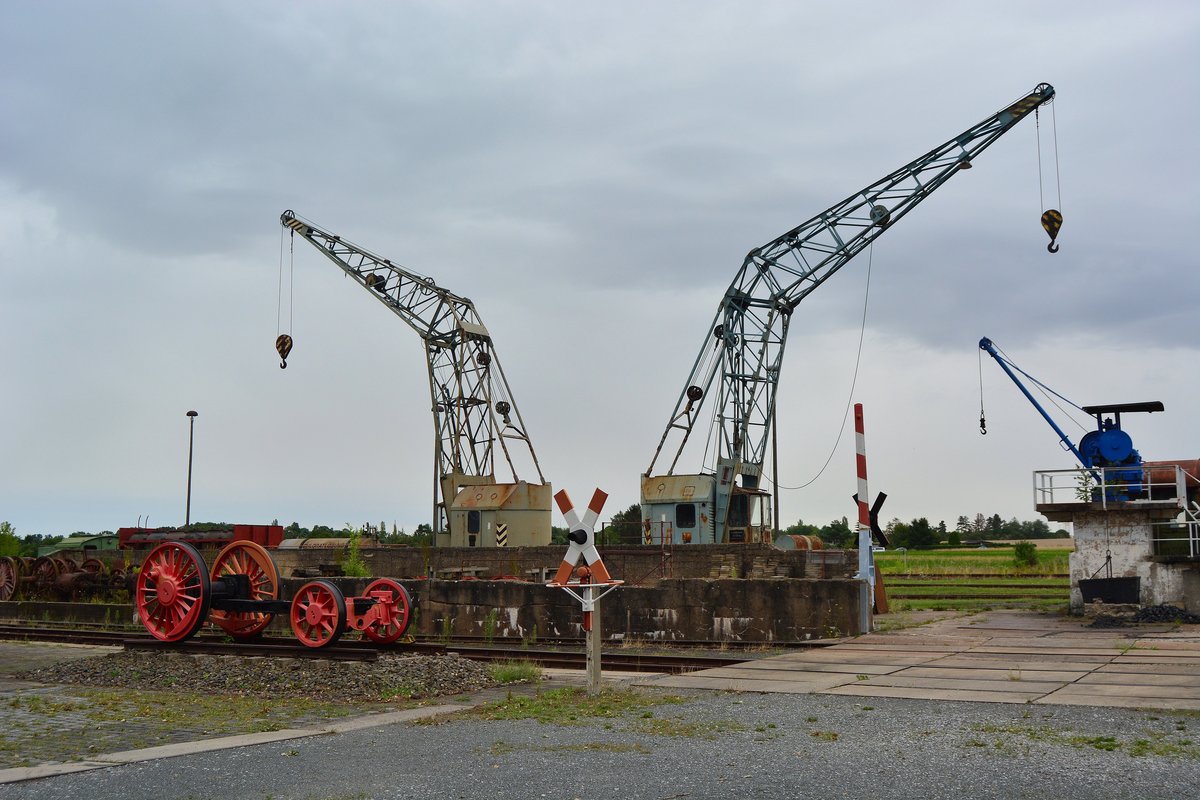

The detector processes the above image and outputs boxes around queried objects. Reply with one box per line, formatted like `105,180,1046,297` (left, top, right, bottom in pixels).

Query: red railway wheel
81,558,105,574
361,578,413,643
135,541,211,643
0,557,18,601
209,541,279,639
31,557,61,595
290,580,346,648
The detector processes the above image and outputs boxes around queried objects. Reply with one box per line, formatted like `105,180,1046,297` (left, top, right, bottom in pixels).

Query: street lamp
185,410,198,527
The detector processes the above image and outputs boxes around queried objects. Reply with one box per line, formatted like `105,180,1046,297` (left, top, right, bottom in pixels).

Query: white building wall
1067,507,1197,612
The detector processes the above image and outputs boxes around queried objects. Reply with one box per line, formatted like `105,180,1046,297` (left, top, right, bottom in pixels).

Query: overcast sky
2,1,1197,538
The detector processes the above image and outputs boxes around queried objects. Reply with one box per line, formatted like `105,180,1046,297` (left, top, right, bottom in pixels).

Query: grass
971,721,1200,759
441,686,750,744
875,548,1069,576
487,740,651,756
884,597,1068,613
0,687,374,769
448,687,685,725
631,715,747,739
489,659,542,684
874,548,1070,613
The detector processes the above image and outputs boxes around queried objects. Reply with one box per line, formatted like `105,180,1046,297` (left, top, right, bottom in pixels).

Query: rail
0,625,751,673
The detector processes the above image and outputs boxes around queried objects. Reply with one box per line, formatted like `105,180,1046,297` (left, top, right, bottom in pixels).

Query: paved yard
642,610,1200,709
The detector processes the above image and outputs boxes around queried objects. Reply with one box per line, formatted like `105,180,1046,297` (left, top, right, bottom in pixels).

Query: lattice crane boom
281,211,545,534
643,83,1055,541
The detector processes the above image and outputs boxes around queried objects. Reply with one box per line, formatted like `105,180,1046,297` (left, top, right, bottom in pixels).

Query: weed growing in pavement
489,659,542,684
632,715,748,739
485,740,650,756
810,731,839,742
0,688,373,770
971,722,1200,759
435,687,685,727
482,608,499,644
380,683,422,700
8,695,95,715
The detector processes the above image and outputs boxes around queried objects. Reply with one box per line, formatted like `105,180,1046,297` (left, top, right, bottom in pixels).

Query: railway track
0,624,749,673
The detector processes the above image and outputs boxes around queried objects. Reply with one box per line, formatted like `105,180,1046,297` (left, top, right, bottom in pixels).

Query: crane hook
979,413,987,435
276,334,293,369
1041,209,1062,254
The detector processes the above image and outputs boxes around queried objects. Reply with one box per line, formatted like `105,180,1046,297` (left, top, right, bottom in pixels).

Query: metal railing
1152,511,1200,559
1033,464,1190,510
1032,464,1200,559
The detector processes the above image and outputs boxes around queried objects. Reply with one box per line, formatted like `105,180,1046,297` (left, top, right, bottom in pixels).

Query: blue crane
978,336,1163,499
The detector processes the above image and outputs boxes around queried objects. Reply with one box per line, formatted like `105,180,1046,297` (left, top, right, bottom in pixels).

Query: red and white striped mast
854,403,874,633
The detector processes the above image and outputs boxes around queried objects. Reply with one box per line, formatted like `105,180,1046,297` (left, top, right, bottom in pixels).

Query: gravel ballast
17,650,499,700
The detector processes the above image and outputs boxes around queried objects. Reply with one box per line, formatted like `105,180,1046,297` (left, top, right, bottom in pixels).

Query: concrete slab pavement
639,610,1200,710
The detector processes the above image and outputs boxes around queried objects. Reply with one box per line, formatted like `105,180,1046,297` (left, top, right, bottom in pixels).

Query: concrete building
1036,460,1200,613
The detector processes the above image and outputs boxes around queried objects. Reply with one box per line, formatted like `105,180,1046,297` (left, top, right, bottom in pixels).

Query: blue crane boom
979,336,1164,491
978,336,1095,475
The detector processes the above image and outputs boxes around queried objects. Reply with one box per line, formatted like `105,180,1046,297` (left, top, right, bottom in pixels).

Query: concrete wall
270,543,855,586
288,575,865,641
16,543,863,643
1067,507,1200,612
0,575,865,642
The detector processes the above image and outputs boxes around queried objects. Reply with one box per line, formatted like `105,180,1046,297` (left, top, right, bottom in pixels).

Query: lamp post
185,410,198,527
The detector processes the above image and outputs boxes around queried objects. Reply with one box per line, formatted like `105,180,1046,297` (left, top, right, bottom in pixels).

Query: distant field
989,538,1075,550
875,546,1070,613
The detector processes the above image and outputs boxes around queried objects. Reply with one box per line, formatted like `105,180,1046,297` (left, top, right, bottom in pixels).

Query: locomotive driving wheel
0,557,18,601
31,557,61,596
290,580,347,648
209,541,279,639
135,541,212,642
362,578,413,643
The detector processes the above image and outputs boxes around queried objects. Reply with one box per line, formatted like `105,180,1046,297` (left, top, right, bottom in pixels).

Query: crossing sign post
547,488,622,694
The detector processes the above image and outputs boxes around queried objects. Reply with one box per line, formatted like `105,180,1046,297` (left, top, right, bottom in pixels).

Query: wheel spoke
135,542,210,643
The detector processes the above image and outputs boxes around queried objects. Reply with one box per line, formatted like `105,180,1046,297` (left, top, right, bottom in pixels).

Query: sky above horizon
2,1,1198,538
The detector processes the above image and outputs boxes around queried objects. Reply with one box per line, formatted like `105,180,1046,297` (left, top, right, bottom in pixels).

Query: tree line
2,509,1065,556
0,519,438,557
783,512,1066,550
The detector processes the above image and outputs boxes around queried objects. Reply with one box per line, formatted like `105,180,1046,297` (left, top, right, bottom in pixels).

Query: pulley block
275,334,293,369
1041,209,1063,253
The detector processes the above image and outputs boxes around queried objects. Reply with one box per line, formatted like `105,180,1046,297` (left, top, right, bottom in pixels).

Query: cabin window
467,510,481,534
676,503,696,529
728,494,748,527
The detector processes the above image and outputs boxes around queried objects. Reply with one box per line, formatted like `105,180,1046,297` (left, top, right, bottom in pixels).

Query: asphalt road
3,690,1197,800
